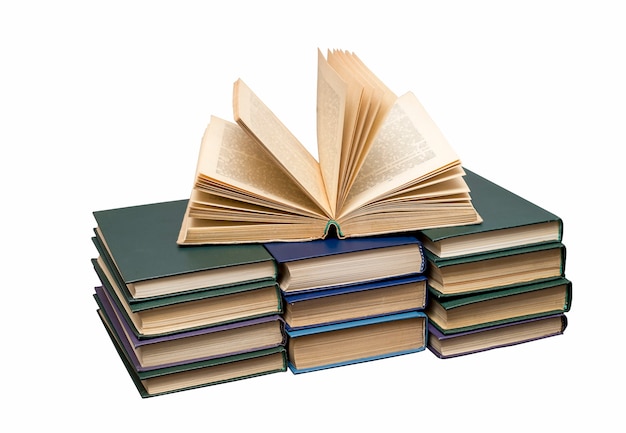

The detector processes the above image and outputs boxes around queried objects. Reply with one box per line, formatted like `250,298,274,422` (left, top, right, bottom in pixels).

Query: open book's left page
177,115,331,244
234,79,331,217
193,116,325,218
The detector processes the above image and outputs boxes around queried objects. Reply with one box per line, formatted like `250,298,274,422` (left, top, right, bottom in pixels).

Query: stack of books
90,50,571,396
264,236,429,373
419,169,572,359
90,200,287,397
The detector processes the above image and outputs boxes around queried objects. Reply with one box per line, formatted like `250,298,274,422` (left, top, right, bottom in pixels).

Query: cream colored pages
196,116,327,218
325,51,366,207
327,51,398,209
316,49,347,216
233,79,332,217
340,91,461,217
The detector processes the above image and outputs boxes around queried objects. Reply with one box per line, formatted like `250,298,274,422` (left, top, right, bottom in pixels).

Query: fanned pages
178,49,482,244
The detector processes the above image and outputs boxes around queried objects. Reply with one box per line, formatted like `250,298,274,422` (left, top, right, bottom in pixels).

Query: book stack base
90,170,573,396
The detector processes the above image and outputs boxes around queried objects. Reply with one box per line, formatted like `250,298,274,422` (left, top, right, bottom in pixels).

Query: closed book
283,275,427,330
427,277,572,334
426,241,566,297
419,168,563,258
92,199,276,300
94,286,285,370
93,257,282,338
427,314,568,359
97,304,287,398
286,311,427,374
264,235,425,293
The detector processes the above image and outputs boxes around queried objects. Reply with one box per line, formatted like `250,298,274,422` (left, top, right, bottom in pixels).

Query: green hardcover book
97,306,287,398
418,168,563,259
92,199,277,301
425,241,566,297
92,257,282,338
427,277,572,334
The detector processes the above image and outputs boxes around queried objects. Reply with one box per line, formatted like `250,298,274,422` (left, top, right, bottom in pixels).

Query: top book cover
92,199,276,300
177,49,482,245
418,168,563,258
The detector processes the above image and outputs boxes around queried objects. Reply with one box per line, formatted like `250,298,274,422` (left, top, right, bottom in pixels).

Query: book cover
427,314,568,359
92,199,276,299
419,168,563,258
93,258,282,338
264,235,425,293
94,286,285,371
427,277,572,334
283,275,428,330
265,235,424,264
91,250,280,312
97,305,287,398
286,311,427,374
426,241,566,297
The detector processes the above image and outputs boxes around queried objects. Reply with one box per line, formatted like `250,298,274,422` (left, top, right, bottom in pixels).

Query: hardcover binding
427,314,568,359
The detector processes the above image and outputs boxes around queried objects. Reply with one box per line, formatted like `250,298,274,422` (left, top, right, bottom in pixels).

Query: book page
196,116,327,217
316,49,347,216
233,79,332,217
327,51,398,209
339,91,461,217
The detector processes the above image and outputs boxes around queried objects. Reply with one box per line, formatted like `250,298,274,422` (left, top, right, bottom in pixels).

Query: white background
2,1,623,431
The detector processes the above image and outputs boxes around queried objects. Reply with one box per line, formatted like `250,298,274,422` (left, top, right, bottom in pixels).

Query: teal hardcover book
419,168,563,259
427,277,572,334
92,199,276,301
92,257,282,338
426,241,566,297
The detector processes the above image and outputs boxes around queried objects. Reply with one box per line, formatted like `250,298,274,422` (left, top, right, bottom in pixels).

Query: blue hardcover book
264,236,425,294
286,311,427,374
283,274,428,330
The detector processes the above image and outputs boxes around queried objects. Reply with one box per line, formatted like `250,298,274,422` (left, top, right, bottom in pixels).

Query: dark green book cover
92,199,276,299
433,277,572,309
428,277,572,334
425,241,566,297
419,168,563,257
425,241,566,268
92,257,282,313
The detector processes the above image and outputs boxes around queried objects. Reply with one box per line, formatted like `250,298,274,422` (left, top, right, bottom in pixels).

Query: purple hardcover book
94,286,284,371
427,314,568,359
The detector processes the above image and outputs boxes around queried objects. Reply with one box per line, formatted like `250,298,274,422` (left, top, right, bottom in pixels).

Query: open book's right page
339,91,463,218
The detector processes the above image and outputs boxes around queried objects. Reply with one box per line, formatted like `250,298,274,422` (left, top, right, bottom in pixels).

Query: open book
178,49,482,244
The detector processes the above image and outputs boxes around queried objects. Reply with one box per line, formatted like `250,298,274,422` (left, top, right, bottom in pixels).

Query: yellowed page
345,52,398,180
325,50,365,203
316,49,348,216
328,51,380,185
233,79,332,217
196,116,327,218
340,91,462,217
328,51,398,209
